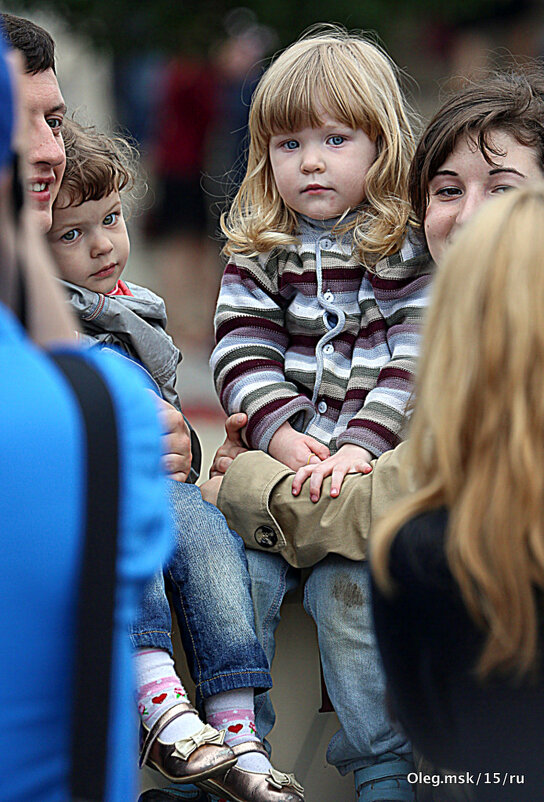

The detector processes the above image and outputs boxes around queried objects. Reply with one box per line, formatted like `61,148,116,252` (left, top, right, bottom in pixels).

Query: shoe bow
172,724,226,761
268,767,304,794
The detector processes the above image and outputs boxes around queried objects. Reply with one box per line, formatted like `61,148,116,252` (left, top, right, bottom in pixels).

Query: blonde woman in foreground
370,183,544,801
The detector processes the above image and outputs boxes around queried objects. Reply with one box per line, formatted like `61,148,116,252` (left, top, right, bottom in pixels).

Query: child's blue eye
282,140,299,150
328,135,345,146
61,229,80,242
103,212,118,225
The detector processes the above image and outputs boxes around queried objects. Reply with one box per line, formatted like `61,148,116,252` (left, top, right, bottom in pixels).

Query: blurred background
5,2,544,798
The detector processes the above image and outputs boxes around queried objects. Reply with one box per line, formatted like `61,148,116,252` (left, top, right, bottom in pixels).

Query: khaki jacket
217,443,414,567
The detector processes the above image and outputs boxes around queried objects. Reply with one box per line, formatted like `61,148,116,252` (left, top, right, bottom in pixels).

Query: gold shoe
139,702,237,784
198,741,304,801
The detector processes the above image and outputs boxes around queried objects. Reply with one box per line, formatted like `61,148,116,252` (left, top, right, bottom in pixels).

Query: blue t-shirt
0,304,172,801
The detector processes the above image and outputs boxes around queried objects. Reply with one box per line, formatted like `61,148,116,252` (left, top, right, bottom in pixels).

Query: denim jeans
130,481,272,707
247,550,412,775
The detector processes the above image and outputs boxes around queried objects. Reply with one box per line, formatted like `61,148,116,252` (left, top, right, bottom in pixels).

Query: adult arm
213,442,413,568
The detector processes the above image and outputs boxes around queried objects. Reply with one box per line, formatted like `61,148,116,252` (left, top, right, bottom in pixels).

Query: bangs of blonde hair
372,183,544,680
222,25,416,265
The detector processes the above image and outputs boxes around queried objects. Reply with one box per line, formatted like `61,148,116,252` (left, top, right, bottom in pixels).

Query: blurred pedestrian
147,52,217,351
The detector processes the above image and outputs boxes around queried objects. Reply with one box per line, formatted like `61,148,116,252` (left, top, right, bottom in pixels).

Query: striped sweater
211,216,433,457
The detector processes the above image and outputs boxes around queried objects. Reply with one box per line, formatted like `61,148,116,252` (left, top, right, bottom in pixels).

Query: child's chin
83,278,117,294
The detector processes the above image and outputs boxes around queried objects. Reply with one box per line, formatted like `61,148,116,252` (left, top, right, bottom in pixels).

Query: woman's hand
291,443,373,502
268,421,330,471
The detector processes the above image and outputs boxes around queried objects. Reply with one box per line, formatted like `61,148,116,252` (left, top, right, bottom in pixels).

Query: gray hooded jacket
62,279,201,481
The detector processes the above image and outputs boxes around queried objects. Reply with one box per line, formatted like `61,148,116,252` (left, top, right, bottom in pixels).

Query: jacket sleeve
337,241,433,457
211,256,314,451
217,442,413,567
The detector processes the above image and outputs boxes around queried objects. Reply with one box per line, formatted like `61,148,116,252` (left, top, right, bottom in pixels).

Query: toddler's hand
291,443,373,502
268,421,330,471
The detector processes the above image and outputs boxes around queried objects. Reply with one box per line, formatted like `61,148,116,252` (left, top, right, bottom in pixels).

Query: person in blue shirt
0,30,174,802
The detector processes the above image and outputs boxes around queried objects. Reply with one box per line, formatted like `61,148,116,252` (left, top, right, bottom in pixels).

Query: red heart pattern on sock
228,723,243,734
152,693,167,704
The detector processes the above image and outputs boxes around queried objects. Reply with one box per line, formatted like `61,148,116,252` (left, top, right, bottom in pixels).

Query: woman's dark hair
409,70,544,225
1,13,56,75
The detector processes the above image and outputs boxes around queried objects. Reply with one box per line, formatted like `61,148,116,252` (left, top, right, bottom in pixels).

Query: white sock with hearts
204,688,271,773
134,648,204,743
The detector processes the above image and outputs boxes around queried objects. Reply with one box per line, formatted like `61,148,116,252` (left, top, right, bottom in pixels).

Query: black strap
51,353,120,802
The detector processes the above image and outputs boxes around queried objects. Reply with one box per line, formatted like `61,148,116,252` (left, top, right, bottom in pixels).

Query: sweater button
320,237,333,249
317,400,328,414
323,290,334,303
323,343,334,354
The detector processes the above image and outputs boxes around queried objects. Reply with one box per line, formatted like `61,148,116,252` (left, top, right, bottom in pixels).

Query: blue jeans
130,481,272,707
247,551,412,776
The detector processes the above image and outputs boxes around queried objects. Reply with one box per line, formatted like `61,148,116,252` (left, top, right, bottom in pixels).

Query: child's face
48,190,130,293
268,116,377,220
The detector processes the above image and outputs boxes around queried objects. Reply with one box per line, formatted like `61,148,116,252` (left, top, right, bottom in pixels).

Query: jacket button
254,526,278,548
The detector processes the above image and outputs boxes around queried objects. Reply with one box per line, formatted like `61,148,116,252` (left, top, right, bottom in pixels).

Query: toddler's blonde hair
222,24,415,265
